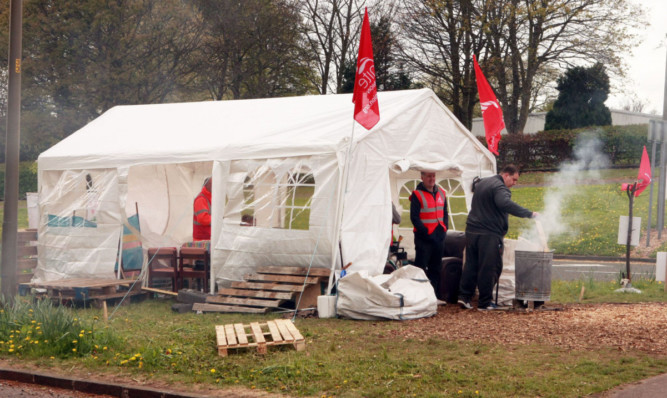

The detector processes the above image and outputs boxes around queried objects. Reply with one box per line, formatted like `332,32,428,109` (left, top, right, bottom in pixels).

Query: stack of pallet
194,266,330,313
20,278,144,307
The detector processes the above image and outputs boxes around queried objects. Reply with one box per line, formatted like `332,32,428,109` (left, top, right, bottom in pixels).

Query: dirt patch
390,302,667,354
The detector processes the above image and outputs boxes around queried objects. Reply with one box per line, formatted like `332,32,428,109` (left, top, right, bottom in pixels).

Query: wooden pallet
199,266,330,313
215,319,305,356
20,278,144,307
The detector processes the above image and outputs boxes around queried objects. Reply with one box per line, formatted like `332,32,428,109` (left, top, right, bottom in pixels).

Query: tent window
437,178,467,231
398,178,467,231
239,167,313,230
278,170,314,230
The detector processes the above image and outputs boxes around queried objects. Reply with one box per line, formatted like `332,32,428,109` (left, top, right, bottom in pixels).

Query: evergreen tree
545,63,612,130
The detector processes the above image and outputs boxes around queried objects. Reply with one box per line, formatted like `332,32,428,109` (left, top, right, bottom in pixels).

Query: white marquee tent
35,88,496,291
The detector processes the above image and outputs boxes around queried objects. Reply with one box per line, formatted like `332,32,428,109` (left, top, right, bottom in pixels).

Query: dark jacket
466,175,532,237
410,182,449,243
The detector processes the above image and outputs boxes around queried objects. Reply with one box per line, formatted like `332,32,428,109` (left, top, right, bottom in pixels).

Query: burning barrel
515,250,553,301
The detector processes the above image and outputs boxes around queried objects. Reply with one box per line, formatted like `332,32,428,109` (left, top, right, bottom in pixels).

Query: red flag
473,55,504,156
635,146,651,197
352,8,379,130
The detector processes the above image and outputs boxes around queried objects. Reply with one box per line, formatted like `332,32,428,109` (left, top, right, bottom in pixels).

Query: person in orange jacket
410,171,448,292
193,177,212,241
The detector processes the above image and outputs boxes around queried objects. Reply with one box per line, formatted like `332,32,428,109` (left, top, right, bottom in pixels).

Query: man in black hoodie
410,171,448,293
458,165,538,311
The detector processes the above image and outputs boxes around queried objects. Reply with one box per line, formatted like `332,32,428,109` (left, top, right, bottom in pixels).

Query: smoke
518,132,610,251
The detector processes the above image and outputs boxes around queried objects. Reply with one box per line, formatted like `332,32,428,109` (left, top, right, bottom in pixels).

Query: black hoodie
466,174,533,237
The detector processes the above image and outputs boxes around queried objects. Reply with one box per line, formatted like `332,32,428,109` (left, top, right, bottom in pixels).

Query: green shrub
0,161,38,199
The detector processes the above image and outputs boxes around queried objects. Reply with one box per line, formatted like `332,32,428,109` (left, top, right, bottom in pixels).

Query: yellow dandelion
78,334,84,338
50,356,55,359
210,369,216,373
31,320,36,324
72,348,77,352
72,340,78,344
120,360,128,365
103,346,107,350
8,349,14,353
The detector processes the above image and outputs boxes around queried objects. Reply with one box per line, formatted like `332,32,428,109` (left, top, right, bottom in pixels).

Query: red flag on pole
352,8,379,130
473,55,504,155
635,146,651,197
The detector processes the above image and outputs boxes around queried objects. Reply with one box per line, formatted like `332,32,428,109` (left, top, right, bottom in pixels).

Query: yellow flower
103,346,107,350
8,349,14,353
72,348,77,352
72,340,78,344
78,334,84,338
210,369,216,373
50,356,55,359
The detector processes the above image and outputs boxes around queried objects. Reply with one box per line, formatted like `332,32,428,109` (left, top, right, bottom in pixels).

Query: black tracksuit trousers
459,232,504,308
414,236,444,293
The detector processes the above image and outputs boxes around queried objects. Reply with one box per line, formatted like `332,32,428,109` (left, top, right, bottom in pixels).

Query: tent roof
38,88,492,170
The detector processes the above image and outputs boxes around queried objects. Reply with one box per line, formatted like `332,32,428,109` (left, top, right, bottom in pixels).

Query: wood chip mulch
387,303,667,354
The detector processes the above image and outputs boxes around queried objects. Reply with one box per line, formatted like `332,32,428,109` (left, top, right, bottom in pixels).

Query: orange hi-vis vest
413,188,447,234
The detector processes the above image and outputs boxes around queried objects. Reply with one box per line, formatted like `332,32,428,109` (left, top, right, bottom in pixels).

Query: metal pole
625,184,635,283
658,134,667,238
646,126,657,246
1,0,23,300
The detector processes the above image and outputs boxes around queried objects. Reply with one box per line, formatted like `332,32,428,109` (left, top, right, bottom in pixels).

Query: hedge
0,162,38,200
486,124,649,171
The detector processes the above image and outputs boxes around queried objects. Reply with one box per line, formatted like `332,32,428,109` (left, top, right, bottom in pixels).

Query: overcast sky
607,0,666,115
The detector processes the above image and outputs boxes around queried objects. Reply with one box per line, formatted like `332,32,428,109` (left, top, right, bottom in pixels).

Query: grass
552,276,666,303
505,167,659,257
1,295,666,397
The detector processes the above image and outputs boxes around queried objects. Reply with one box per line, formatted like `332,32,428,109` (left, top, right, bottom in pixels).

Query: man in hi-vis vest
410,171,448,292
193,177,212,241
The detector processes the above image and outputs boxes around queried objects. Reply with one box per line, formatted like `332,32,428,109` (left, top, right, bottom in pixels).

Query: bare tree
300,0,365,94
397,0,488,129
484,0,645,134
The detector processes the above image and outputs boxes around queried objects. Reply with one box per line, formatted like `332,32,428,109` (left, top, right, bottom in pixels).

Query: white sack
336,265,437,320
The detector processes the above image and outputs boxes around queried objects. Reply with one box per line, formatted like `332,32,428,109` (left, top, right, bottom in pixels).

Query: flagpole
326,120,357,295
326,7,379,295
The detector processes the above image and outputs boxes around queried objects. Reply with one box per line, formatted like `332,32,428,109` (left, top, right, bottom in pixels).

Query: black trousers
459,232,503,308
414,236,444,293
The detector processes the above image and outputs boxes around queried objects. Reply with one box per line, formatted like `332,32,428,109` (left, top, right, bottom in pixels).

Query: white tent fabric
336,265,437,320
36,89,496,290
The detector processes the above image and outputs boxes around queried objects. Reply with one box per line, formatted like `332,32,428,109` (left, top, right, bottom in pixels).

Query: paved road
551,259,657,282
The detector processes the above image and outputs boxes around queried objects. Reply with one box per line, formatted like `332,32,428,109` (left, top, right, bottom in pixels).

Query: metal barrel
515,250,553,301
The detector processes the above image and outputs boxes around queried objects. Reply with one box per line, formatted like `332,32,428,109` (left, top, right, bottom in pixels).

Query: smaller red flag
635,146,651,197
352,8,379,130
473,55,504,156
